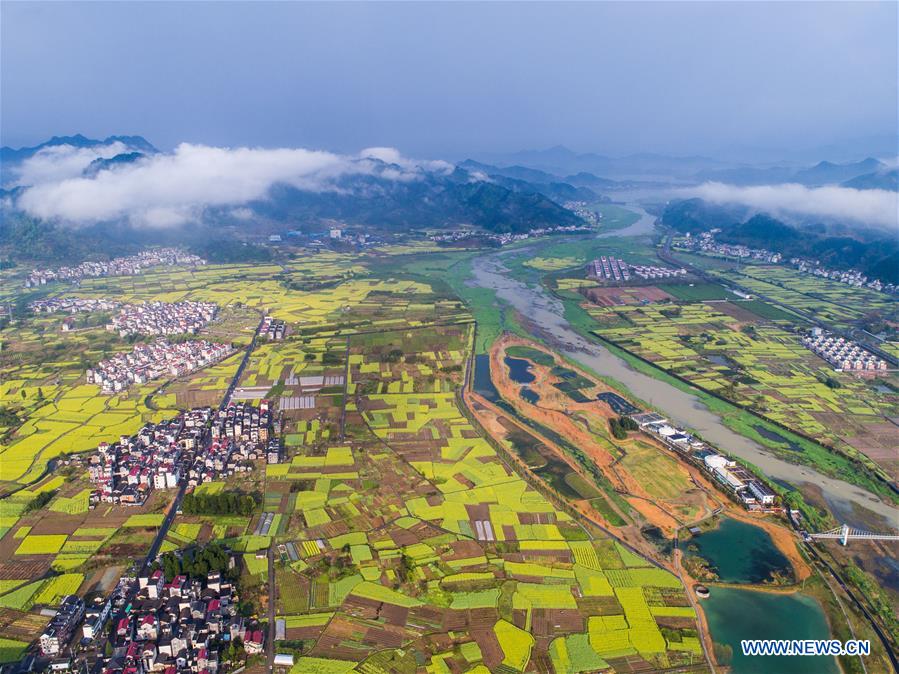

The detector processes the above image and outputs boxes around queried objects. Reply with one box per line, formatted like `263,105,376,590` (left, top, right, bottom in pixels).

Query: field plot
0,319,179,490
348,323,469,395
241,324,701,672
710,265,898,328
587,301,899,478
251,325,702,672
582,285,676,307
0,470,167,597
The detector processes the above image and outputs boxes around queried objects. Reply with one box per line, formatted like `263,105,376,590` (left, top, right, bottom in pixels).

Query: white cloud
15,143,452,227
359,146,453,174
14,141,130,185
688,181,898,229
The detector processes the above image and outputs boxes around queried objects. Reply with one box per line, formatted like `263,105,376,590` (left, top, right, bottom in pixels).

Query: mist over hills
2,134,895,272
661,198,899,283
0,135,588,263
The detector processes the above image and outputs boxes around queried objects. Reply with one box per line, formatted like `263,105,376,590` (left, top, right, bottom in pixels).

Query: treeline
188,239,273,264
609,416,638,440
157,541,233,581
181,490,258,516
24,490,57,513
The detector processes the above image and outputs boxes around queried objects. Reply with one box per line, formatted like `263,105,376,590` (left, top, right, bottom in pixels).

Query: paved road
267,547,276,672
139,315,266,574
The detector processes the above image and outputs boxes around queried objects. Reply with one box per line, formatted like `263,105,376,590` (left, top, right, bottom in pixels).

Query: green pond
703,586,838,674
688,517,792,583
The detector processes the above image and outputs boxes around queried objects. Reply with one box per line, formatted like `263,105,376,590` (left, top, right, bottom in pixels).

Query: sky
2,1,897,161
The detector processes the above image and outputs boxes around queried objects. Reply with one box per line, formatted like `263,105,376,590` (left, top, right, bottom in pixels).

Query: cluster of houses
589,256,686,283
260,316,285,340
802,330,888,374
186,402,277,484
211,401,271,447
97,569,265,673
630,412,778,510
793,259,896,293
562,201,601,226
88,409,212,506
24,248,206,288
676,231,897,294
675,231,784,263
108,301,218,337
87,339,235,393
430,223,594,247
29,297,218,338
42,566,265,672
30,297,121,315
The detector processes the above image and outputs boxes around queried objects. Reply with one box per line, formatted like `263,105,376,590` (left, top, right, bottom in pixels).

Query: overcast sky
2,1,897,160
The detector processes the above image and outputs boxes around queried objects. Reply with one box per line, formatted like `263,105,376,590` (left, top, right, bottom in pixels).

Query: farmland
708,264,898,329
586,300,899,481
0,318,180,490
7,236,892,671
475,336,719,542
250,322,706,672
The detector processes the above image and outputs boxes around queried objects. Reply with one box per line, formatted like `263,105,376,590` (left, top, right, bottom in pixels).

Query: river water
468,214,899,525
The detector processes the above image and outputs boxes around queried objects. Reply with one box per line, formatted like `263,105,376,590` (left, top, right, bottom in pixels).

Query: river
468,215,899,525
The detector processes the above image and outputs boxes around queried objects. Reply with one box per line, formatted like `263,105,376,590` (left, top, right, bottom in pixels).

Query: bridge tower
840,524,850,546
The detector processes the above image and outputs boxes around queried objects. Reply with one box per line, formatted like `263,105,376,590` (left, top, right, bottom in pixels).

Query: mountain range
469,146,896,189
0,135,592,263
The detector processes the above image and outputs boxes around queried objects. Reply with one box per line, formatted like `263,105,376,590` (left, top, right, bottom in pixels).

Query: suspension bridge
809,524,899,546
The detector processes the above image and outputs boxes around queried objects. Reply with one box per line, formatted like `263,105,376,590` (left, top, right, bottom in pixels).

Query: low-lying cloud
689,181,898,230
14,143,453,227
14,141,131,186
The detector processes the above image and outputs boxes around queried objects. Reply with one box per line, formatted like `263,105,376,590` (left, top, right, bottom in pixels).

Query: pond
703,586,839,674
752,425,804,453
473,354,499,402
687,517,792,584
520,387,540,404
505,356,536,384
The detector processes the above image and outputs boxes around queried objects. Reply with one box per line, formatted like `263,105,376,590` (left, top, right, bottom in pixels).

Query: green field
588,300,898,482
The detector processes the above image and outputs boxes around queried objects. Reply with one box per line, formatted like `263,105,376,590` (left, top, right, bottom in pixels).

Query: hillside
662,199,899,283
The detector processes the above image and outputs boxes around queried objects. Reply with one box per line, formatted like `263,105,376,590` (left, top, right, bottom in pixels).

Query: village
39,566,265,674
35,400,278,671
802,329,889,374
108,302,218,338
24,248,206,288
86,340,235,394
589,256,687,283
675,230,898,293
30,298,219,337
429,222,595,247
88,402,276,507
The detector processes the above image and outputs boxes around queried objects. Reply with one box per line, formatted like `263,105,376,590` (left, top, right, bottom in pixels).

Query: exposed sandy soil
491,335,716,534
475,333,828,672
583,285,675,307
488,334,813,581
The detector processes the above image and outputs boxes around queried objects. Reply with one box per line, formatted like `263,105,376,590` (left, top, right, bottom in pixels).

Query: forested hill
662,198,899,284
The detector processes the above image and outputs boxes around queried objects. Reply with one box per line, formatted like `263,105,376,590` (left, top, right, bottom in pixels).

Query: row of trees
181,491,258,516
